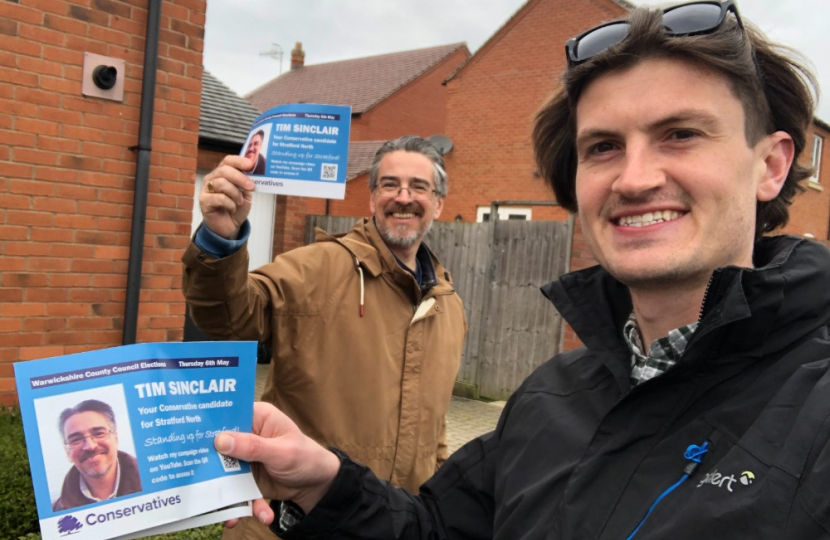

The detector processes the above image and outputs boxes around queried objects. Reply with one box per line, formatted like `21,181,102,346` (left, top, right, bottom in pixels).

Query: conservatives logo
58,514,83,535
58,494,182,536
697,469,757,493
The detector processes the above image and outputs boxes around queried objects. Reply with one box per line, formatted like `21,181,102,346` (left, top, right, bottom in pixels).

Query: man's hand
215,402,341,527
199,156,257,240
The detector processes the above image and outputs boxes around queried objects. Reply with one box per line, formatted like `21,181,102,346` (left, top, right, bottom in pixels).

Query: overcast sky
203,0,829,122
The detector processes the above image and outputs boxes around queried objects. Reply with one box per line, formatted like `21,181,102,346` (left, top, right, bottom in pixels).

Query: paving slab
254,364,502,455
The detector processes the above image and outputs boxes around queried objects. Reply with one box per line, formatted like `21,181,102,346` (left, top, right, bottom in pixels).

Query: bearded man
182,135,467,540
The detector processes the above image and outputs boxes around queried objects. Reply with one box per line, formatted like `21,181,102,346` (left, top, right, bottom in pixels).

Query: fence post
472,215,499,398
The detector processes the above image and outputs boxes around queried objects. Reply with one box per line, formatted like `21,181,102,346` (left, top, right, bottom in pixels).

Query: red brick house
1,1,207,405
441,0,629,228
244,42,470,255
787,118,830,239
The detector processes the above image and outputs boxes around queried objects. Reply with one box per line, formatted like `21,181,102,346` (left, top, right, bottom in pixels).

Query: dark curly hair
533,6,818,238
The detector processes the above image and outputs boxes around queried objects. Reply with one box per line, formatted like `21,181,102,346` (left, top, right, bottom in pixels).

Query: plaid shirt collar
624,313,698,386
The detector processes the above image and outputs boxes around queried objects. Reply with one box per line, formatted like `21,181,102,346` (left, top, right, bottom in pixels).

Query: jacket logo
696,469,756,492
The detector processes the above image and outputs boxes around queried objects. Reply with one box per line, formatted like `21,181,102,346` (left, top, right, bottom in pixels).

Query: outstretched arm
217,402,499,539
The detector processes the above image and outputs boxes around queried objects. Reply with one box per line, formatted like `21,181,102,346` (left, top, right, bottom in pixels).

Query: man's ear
433,197,445,220
756,131,795,202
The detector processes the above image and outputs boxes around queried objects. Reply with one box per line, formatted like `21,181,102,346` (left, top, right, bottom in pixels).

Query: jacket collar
543,236,830,361
315,218,454,299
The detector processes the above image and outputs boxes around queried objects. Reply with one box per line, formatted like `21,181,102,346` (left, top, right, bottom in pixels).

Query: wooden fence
305,216,573,400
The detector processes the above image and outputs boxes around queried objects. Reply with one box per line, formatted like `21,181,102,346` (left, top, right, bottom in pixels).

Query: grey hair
58,399,117,436
368,136,448,197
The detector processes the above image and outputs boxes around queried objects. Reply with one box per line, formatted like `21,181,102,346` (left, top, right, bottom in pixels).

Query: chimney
290,42,305,70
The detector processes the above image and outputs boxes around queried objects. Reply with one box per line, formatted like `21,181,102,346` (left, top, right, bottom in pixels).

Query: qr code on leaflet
218,451,241,472
321,163,337,181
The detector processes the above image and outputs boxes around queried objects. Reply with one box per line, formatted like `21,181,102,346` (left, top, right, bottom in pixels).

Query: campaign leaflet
239,103,352,199
13,341,262,540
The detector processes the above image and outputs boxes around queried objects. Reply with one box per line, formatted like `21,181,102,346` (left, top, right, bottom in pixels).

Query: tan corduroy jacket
182,218,466,511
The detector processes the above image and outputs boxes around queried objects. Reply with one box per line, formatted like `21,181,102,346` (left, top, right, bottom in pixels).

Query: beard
378,223,430,248
77,448,113,478
375,203,432,249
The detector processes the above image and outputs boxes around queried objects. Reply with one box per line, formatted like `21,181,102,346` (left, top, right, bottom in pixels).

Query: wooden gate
305,216,573,400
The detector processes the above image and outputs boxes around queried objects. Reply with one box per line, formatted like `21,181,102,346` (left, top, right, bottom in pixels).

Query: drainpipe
122,0,162,345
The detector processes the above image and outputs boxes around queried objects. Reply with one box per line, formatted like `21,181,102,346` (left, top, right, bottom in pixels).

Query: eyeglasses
565,0,743,68
376,180,438,201
64,428,115,448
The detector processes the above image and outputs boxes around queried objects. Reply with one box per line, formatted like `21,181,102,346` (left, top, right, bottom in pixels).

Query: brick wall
442,0,626,226
272,48,470,255
783,123,830,239
197,148,226,172
0,0,206,405
350,48,470,142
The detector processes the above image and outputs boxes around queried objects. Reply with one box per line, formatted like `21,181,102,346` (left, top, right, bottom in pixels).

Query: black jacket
283,236,830,539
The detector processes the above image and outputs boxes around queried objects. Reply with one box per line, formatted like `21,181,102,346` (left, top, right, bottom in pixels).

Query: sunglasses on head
565,0,743,69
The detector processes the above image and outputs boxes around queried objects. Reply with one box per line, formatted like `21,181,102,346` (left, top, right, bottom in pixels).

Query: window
476,206,532,222
810,134,823,183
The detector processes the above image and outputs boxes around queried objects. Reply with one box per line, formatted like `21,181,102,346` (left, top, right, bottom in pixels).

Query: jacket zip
698,270,721,322
625,441,711,540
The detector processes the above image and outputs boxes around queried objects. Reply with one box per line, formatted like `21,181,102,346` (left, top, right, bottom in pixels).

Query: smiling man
570,55,794,353
53,400,142,511
369,147,446,269
182,135,466,540
207,2,830,539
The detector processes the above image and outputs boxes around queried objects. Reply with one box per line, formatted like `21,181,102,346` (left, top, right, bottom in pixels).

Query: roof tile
200,70,261,145
246,43,467,113
346,140,385,180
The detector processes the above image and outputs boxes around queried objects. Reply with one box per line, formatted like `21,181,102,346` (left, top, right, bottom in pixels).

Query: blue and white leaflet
14,341,262,540
239,103,352,199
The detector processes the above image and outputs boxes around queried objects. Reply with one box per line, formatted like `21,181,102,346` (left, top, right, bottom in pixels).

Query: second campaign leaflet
14,341,262,540
239,103,352,199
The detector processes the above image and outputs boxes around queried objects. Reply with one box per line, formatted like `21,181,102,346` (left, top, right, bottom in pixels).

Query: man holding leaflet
182,135,466,539
212,2,830,538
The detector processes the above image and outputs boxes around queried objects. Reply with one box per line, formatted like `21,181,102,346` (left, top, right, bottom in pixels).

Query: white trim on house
476,206,532,222
810,133,823,183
